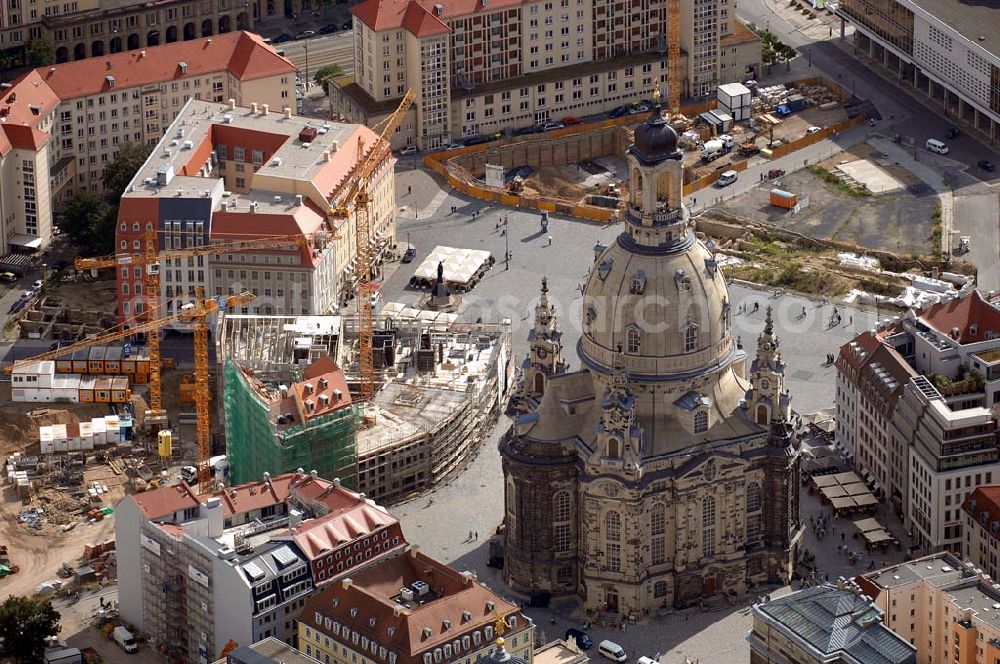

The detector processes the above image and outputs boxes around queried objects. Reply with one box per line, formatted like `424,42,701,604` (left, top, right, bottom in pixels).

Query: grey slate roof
755,585,915,664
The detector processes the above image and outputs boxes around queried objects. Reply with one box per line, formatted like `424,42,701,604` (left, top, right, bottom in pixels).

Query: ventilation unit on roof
223,114,233,124
434,3,443,13
271,156,282,167
411,580,430,596
182,140,193,150
273,195,282,203
400,587,414,601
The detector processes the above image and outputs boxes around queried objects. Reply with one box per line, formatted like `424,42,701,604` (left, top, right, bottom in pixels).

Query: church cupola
512,277,568,412
744,306,792,426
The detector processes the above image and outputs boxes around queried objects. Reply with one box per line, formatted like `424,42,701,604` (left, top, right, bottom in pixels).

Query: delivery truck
769,188,798,209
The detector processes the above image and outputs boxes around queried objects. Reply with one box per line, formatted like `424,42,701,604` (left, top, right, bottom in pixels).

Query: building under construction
219,312,512,504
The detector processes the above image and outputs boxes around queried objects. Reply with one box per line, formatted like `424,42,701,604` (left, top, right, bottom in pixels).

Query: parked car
272,33,293,43
564,629,593,650
715,170,739,187
607,105,630,118
542,121,564,132
31,279,44,290
978,159,996,172
319,23,340,33
627,103,649,115
342,20,353,29
0,272,15,283
513,125,542,136
399,145,419,156
805,126,822,135
402,247,416,263
463,135,494,146
561,116,581,125
767,168,786,179
294,30,316,39
442,142,463,150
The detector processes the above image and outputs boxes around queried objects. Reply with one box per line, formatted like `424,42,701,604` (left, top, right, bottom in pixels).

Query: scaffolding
223,360,360,487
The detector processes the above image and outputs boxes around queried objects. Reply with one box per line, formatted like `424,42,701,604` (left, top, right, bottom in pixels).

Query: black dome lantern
630,88,681,166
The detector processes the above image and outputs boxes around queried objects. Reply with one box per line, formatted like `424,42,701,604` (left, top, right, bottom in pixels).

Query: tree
0,595,61,663
60,191,117,256
315,64,344,94
102,142,153,203
25,40,54,68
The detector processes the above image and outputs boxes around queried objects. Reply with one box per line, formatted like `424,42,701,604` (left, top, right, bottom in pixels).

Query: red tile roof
291,504,398,559
0,128,10,157
35,32,293,102
130,482,200,519
919,290,1000,344
3,124,49,150
401,2,451,36
963,485,1000,540
300,550,526,662
352,0,458,35
292,356,353,422
0,70,60,128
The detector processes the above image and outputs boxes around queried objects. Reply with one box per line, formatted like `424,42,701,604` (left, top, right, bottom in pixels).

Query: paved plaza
380,169,905,664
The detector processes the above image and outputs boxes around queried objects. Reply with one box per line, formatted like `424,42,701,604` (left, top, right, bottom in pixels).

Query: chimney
408,545,420,557
284,107,292,119
322,150,331,162
330,140,339,152
342,578,353,589
251,102,258,114
332,477,341,487
262,104,269,115
204,496,223,538
310,469,318,480
140,49,146,58
228,98,236,110
288,508,303,528
294,194,303,206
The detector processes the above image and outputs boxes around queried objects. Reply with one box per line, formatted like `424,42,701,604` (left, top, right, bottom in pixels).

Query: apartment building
214,637,323,664
835,290,1000,552
0,0,252,70
749,584,916,664
858,553,1000,664
0,31,295,255
114,96,396,320
333,0,760,149
963,485,1000,583
298,549,535,664
836,0,1000,144
116,470,406,664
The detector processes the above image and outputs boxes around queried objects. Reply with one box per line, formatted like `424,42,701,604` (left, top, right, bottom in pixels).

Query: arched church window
627,327,641,354
746,482,762,513
506,479,516,538
685,326,698,353
694,410,708,433
605,511,621,542
554,491,571,522
553,491,572,552
702,496,715,528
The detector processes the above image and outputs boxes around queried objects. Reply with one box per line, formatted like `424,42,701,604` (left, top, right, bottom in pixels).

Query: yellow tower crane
668,0,682,117
75,231,322,420
331,89,415,402
6,290,254,492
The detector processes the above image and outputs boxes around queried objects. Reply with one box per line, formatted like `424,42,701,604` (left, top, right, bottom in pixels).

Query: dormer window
585,305,597,326
626,326,641,354
598,258,614,280
630,270,646,294
675,269,691,291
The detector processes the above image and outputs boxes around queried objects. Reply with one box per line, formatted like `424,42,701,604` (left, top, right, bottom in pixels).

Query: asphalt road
279,32,355,79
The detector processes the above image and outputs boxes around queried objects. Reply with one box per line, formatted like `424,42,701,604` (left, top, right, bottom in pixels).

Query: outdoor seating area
409,246,495,293
811,471,879,515
852,517,898,551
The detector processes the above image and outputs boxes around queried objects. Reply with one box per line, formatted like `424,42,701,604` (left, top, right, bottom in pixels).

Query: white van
598,640,627,663
636,657,658,664
926,138,949,154
716,170,739,188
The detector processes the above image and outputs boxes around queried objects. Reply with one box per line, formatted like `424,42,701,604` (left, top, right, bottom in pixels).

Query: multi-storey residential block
749,584,916,664
0,0,252,70
116,470,407,663
333,0,760,149
858,553,1000,664
298,549,535,664
0,31,295,255
835,290,1000,553
962,485,1000,583
114,96,396,319
213,637,324,664
836,0,1000,144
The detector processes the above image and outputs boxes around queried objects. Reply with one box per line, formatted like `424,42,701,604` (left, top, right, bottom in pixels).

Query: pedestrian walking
408,185,412,195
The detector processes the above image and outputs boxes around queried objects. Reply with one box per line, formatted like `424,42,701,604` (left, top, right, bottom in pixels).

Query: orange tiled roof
0,70,60,128
963,485,1000,540
2,124,49,150
130,482,200,519
292,356,353,422
300,550,524,661
919,290,1000,344
35,32,294,102
292,504,398,559
355,0,514,35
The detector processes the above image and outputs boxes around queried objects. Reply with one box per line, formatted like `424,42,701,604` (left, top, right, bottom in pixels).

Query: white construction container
718,82,752,121
51,424,68,453
106,415,121,444
39,426,54,455
79,421,93,450
91,418,107,446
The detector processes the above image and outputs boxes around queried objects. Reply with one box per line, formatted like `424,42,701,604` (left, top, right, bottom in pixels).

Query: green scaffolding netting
223,359,359,488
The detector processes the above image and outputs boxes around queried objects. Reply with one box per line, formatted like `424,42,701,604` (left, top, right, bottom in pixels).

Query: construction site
219,312,512,505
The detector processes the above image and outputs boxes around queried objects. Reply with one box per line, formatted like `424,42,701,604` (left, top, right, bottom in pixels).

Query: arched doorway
127,33,140,49
218,15,231,33
183,22,196,40
55,46,69,63
756,404,768,425
533,373,544,394
91,41,104,57
109,36,123,53
146,30,160,46
73,43,86,60
165,25,178,42
236,11,249,29
201,19,213,36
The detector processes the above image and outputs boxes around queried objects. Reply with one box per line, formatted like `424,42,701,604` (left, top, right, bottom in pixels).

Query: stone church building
500,100,802,615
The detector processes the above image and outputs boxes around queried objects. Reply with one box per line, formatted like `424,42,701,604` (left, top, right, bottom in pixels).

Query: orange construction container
769,188,798,209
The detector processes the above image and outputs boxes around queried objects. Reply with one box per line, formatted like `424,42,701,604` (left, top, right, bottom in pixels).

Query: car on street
607,105,630,119
561,116,581,125
319,23,339,33
463,135,495,146
564,629,593,650
402,247,416,263
294,30,316,39
806,126,822,135
978,159,996,172
399,145,419,156
31,279,44,290
273,33,293,43
715,170,739,187
442,142,463,150
0,272,15,283
541,121,564,132
342,20,352,29
512,125,542,136
627,103,649,115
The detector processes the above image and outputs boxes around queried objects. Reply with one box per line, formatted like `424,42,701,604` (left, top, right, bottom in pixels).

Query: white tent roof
414,246,492,285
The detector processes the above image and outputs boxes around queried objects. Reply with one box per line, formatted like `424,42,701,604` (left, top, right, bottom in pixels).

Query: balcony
625,203,681,225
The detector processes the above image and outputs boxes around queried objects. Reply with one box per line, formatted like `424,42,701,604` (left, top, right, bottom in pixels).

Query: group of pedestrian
465,530,479,542
810,513,831,541
825,353,836,365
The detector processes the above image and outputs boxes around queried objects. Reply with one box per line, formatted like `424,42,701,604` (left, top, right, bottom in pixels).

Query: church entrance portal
703,574,716,595
605,588,619,613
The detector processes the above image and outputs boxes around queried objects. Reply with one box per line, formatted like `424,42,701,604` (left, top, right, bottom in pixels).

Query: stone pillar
928,78,934,98
958,98,965,121
882,47,889,67
992,118,997,146
840,17,845,39
868,38,875,58
913,66,918,87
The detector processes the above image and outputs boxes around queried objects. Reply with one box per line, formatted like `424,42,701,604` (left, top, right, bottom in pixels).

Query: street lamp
304,38,310,90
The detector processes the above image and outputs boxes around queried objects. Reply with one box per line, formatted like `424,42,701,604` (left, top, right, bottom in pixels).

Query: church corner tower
512,277,568,414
